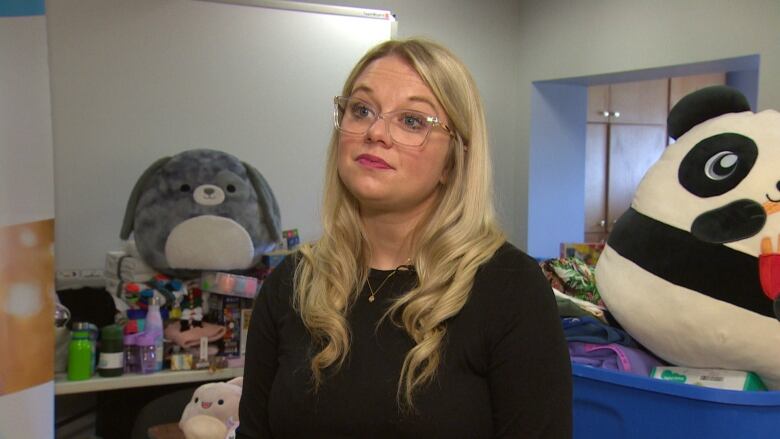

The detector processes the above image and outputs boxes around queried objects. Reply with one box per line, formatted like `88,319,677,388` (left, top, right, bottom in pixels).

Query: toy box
572,363,780,438
201,271,260,299
560,242,604,266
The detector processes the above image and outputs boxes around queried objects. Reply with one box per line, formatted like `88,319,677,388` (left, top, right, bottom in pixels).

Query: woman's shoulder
479,242,542,274
257,251,299,305
470,242,551,306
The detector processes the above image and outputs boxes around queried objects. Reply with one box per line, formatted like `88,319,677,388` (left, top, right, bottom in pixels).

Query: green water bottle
98,324,125,377
67,328,93,381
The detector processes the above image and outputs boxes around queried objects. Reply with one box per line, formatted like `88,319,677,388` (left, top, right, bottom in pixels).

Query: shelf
55,367,243,395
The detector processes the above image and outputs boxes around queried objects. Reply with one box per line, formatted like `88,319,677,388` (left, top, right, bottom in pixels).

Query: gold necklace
366,258,412,303
366,269,397,303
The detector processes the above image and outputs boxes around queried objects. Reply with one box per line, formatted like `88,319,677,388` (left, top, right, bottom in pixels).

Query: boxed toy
650,366,767,391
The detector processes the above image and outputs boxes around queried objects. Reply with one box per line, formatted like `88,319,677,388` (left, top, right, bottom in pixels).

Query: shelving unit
54,367,243,395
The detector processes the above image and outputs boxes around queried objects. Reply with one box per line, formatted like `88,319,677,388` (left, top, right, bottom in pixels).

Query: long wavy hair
293,37,505,408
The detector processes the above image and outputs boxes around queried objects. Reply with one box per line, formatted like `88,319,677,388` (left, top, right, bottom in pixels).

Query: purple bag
568,342,663,376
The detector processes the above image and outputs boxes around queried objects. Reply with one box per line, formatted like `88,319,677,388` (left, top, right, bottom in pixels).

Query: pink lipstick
356,154,393,169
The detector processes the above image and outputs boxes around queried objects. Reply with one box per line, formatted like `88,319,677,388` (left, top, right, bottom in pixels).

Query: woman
237,38,572,438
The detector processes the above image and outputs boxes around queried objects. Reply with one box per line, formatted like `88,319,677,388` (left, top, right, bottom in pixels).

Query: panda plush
595,86,780,389
120,149,281,279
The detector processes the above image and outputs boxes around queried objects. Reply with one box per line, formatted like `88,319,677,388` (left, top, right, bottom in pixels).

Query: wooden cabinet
585,79,668,242
588,79,668,124
584,74,725,243
669,72,727,111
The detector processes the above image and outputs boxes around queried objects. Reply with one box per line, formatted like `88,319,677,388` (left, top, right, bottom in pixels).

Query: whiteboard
46,0,394,271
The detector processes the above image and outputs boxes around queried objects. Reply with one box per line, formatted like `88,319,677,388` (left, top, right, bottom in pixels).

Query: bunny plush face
596,86,780,389
121,149,281,278
180,377,243,429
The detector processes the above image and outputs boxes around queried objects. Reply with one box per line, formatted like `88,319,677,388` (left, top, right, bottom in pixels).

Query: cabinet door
584,123,608,242
669,73,727,110
608,79,669,125
606,124,667,230
587,85,611,123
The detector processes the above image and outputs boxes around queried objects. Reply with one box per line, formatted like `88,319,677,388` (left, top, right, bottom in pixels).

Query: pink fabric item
165,321,226,348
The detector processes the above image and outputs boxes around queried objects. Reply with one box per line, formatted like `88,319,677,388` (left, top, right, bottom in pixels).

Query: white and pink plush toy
179,377,243,439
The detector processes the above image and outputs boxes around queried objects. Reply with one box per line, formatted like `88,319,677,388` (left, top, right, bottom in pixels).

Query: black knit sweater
237,243,572,438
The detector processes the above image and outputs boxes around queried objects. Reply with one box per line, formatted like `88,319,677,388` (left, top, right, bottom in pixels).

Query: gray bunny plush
120,149,281,279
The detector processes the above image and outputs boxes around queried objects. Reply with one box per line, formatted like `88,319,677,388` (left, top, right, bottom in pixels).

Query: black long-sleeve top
237,243,572,438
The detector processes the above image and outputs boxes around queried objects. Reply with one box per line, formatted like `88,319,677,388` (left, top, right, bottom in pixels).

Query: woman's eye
226,184,236,193
350,103,373,119
218,399,224,405
194,397,199,403
180,184,191,192
400,113,426,131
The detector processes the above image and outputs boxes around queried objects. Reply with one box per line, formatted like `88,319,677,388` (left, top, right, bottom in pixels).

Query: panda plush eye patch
678,133,758,198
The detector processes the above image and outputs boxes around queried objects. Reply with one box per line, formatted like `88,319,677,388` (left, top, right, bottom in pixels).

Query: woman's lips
356,154,393,169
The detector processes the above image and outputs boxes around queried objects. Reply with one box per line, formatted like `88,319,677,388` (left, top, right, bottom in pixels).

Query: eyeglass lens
335,97,435,147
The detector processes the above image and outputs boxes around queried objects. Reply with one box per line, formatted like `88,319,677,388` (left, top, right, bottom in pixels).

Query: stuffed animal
120,149,281,279
595,86,780,389
179,377,243,439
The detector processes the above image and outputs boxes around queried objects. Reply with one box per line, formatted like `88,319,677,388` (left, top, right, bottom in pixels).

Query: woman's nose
365,115,392,148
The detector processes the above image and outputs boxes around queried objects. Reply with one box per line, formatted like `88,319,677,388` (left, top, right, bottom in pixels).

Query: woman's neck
362,207,427,270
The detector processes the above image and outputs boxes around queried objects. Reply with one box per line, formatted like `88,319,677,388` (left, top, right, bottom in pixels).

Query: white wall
47,0,393,271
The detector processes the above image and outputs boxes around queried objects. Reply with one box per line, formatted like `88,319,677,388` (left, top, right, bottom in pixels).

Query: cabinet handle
599,219,606,228
612,111,621,118
599,111,610,118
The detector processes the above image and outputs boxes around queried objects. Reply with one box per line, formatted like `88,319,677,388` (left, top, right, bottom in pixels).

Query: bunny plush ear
667,85,751,140
120,156,171,240
242,162,282,243
226,376,243,388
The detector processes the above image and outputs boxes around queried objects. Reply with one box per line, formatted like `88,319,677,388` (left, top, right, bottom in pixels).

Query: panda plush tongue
759,236,780,301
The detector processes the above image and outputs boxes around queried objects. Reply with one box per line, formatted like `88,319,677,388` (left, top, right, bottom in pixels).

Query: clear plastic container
137,333,158,374
123,332,140,374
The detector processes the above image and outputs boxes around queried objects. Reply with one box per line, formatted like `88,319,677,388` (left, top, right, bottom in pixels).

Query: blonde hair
293,38,505,408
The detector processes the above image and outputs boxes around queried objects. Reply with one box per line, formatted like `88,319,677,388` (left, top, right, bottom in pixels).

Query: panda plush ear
668,85,751,140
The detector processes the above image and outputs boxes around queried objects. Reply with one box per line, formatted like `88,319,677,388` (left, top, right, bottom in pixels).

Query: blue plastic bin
572,363,780,438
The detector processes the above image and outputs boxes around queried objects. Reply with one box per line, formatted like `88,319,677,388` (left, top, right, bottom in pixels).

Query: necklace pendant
368,295,375,303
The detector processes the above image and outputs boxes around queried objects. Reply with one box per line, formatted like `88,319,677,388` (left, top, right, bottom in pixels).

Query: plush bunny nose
201,402,212,409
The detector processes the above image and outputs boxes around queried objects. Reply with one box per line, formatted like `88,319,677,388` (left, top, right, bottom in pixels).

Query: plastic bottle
123,332,140,374
67,327,93,381
98,324,125,377
145,296,165,371
137,332,158,374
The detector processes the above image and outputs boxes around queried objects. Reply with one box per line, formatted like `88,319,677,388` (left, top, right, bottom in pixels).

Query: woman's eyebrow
351,85,373,96
407,96,437,113
351,86,438,113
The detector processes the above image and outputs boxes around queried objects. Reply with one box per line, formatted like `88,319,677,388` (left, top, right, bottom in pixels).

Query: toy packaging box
206,294,253,358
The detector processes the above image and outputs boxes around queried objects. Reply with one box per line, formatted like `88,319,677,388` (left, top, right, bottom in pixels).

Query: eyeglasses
333,96,454,147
